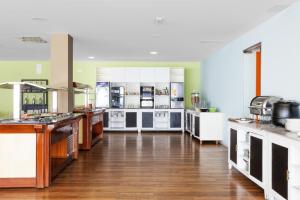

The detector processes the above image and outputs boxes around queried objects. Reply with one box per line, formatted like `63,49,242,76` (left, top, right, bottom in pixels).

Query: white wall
202,1,300,146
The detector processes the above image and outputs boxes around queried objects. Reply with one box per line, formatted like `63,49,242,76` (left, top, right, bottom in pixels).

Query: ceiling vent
20,37,47,44
32,17,47,21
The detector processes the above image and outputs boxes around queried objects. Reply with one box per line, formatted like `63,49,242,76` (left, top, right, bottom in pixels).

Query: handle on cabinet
286,170,290,181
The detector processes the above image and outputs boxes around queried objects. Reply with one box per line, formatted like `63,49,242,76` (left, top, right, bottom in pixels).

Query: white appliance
140,86,154,108
141,100,154,108
96,82,110,108
154,111,169,129
110,111,125,128
170,82,184,108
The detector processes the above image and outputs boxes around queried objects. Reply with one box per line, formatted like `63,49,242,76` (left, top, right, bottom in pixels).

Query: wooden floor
0,132,264,200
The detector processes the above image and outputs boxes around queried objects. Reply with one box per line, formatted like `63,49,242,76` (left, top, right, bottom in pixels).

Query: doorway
242,43,261,117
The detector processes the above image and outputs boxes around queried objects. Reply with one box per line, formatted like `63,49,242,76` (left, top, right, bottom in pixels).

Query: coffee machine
249,96,281,123
191,91,200,109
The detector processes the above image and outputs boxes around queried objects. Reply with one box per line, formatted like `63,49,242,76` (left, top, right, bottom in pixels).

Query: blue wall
202,1,300,146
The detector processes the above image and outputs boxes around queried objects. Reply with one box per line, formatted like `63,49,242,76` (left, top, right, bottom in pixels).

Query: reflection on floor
0,132,264,200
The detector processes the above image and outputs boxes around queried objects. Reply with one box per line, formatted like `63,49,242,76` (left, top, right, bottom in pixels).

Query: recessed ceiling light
88,56,95,59
149,51,158,55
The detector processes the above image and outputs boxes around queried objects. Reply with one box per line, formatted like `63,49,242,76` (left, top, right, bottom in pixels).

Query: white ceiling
0,0,296,61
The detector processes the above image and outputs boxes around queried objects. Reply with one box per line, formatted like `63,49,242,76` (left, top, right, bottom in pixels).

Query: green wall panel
0,61,50,118
0,61,200,117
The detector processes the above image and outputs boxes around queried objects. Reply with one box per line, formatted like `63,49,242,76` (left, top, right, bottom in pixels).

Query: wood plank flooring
0,132,264,200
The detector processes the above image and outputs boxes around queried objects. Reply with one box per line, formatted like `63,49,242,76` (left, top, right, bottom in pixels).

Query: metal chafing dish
249,96,281,116
0,82,68,120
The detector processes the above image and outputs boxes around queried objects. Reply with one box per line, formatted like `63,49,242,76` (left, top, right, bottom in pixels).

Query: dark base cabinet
272,143,288,199
104,112,109,128
126,112,137,128
170,112,182,128
250,136,263,182
194,116,200,137
230,129,237,164
142,112,153,128
104,109,184,131
186,113,191,131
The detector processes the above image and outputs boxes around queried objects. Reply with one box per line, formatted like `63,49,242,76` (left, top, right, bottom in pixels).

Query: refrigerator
170,82,184,108
111,86,125,108
96,82,110,108
140,86,154,108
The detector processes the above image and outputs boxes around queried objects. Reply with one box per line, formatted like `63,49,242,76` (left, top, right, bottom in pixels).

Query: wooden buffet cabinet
0,114,82,188
74,109,105,150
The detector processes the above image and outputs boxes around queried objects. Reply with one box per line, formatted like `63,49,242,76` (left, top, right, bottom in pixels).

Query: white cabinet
96,68,112,82
228,124,267,198
170,68,184,82
154,110,169,129
154,68,170,82
97,67,183,83
228,122,300,200
199,113,224,141
105,109,184,132
110,68,125,82
97,68,124,82
125,68,140,82
109,109,125,129
140,68,155,83
190,111,224,143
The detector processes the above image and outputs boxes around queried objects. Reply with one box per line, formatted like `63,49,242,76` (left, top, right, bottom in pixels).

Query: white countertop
228,119,300,142
186,109,222,115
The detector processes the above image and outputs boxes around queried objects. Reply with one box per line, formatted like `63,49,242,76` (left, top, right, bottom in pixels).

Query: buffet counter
228,118,300,142
228,119,300,200
0,113,82,188
74,108,105,150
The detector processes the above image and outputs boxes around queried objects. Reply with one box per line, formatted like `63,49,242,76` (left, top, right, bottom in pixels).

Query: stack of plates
285,119,300,136
235,118,253,124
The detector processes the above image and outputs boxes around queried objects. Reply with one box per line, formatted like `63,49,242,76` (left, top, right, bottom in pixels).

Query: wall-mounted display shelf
96,67,185,132
96,67,185,110
21,79,48,114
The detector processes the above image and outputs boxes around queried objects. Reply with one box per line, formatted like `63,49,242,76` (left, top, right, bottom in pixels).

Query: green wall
0,61,50,118
0,61,201,117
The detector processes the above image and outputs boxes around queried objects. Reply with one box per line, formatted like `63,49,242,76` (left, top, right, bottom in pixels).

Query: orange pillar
256,52,261,96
